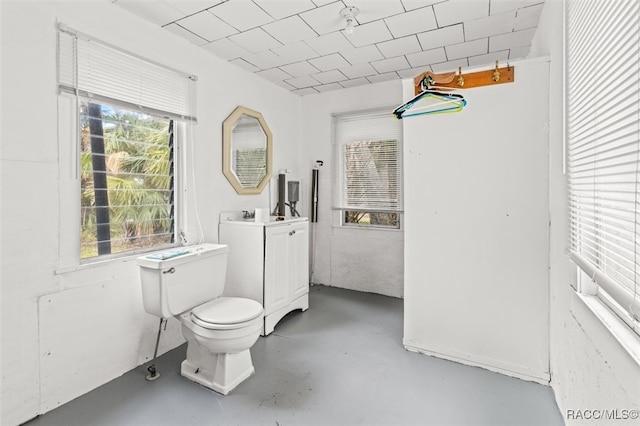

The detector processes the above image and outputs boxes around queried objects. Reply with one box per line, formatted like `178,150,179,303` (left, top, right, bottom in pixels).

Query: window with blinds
334,110,403,228
567,0,640,330
57,25,196,259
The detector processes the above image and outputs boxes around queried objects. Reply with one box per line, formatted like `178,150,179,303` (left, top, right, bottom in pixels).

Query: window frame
56,24,194,267
57,94,188,268
78,99,179,261
332,108,404,231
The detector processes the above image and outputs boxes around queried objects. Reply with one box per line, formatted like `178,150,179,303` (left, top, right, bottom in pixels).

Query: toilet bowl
179,297,263,394
138,244,264,395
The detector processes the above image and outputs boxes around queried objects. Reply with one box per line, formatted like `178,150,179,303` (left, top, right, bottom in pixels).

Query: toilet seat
191,297,263,330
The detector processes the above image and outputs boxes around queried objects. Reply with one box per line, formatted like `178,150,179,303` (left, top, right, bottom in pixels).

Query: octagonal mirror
222,106,272,195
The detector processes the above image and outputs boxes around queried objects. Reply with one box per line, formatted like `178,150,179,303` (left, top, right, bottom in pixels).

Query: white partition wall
402,59,551,383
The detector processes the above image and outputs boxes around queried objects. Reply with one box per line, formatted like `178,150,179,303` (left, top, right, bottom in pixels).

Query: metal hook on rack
492,61,501,82
456,67,465,87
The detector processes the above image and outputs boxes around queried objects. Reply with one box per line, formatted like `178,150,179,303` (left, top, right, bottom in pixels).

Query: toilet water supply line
146,317,167,381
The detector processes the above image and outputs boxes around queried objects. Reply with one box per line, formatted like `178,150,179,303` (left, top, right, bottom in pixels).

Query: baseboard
403,339,551,385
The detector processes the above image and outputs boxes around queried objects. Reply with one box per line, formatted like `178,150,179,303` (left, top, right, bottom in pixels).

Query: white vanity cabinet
219,216,309,335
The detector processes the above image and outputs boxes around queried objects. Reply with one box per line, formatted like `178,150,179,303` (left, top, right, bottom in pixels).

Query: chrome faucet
242,210,255,219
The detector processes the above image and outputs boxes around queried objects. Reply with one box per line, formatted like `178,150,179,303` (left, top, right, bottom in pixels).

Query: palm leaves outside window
80,101,174,259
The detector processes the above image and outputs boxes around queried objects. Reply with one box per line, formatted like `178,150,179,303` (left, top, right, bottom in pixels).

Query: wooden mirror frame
222,106,273,195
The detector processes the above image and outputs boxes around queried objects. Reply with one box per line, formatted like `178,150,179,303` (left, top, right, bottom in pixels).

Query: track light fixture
340,6,359,35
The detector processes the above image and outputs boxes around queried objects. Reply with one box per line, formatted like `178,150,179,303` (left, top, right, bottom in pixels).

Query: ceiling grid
114,0,545,96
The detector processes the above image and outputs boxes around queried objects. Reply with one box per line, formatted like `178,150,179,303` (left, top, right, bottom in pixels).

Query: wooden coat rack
414,61,515,95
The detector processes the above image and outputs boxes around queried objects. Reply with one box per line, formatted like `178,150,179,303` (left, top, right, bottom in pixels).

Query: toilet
138,243,263,395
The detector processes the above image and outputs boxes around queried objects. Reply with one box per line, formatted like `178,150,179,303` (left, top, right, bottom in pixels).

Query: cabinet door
289,223,309,299
264,225,290,315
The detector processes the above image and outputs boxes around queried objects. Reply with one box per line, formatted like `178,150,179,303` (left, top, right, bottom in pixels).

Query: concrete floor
28,285,564,426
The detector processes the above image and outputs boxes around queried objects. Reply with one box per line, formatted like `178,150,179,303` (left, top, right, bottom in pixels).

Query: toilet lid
191,297,263,326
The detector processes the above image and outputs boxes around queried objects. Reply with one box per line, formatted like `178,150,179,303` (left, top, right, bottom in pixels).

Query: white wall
531,0,640,419
12,1,638,425
300,82,405,298
0,2,302,425
402,59,551,383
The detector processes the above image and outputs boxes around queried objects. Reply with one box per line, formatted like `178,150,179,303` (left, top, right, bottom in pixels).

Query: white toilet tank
138,243,230,318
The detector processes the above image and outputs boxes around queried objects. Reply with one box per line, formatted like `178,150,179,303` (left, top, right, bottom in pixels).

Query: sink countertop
219,211,308,227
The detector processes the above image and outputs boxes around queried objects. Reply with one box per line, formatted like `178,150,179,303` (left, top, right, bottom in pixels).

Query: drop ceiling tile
377,36,422,58
272,41,320,64
514,4,544,31
464,12,516,41
242,50,286,69
311,0,335,6
271,79,297,90
340,63,377,79
346,20,393,48
209,0,274,31
340,77,370,88
262,15,318,44
431,58,468,73
203,38,250,60
401,0,442,11
417,24,464,51
489,28,536,51
256,67,293,82
384,6,437,38
176,11,237,42
253,0,316,20
406,47,447,68
312,69,348,84
467,50,509,67
509,45,530,59
433,0,489,27
285,75,321,89
117,1,184,26
299,2,345,35
308,53,351,71
228,28,282,54
347,0,405,24
370,56,410,74
314,82,343,92
292,87,319,96
304,32,354,56
367,72,399,83
162,0,223,16
164,23,209,46
397,66,431,79
340,45,385,64
490,0,543,15
446,38,488,60
230,58,260,73
280,61,320,77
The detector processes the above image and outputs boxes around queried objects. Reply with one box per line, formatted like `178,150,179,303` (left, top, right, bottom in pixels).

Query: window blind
57,24,197,122
334,110,403,212
567,0,640,321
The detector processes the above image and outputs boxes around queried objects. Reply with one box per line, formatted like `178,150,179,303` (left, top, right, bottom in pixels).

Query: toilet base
181,349,255,395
